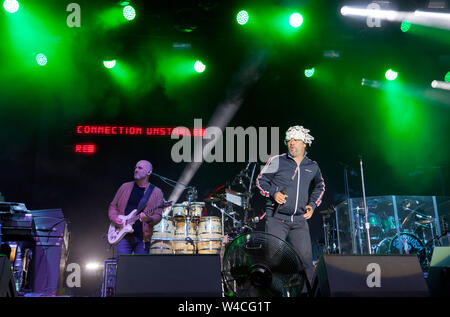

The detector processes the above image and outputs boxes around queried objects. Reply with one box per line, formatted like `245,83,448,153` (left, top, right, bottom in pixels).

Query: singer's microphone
273,188,287,216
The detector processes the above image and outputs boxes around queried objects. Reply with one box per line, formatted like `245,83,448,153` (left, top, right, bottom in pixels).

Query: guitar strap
137,184,155,214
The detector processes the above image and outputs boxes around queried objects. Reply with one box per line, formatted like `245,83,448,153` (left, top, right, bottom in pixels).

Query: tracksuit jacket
256,153,325,222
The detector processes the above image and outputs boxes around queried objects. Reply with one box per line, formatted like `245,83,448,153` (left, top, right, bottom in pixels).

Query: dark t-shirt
124,183,145,240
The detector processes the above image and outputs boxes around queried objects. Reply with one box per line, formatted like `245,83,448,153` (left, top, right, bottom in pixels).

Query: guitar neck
126,203,167,225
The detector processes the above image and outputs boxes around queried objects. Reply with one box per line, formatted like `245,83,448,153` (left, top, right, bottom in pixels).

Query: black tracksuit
256,152,325,286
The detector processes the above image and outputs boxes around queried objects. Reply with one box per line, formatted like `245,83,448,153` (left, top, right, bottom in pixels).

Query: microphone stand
211,202,243,228
343,164,354,252
359,157,372,254
152,172,196,216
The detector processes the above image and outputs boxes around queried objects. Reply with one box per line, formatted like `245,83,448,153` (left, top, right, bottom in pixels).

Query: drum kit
150,163,259,255
150,202,224,255
371,207,444,267
322,199,448,269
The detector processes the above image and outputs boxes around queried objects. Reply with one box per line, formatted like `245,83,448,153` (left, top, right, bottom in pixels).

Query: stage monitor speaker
314,254,429,297
115,254,222,297
101,258,117,297
29,209,69,296
0,255,17,297
426,247,450,296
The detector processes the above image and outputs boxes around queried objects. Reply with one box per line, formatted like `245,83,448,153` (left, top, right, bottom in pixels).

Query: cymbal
203,195,226,203
225,188,250,197
320,209,334,215
402,211,414,227
416,219,433,225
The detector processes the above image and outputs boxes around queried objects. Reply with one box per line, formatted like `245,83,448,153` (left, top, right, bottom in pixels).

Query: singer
256,125,325,285
108,160,164,255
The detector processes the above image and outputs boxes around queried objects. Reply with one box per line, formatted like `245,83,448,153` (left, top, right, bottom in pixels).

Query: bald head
134,160,153,181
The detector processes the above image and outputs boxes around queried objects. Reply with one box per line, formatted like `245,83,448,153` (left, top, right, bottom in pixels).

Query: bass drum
389,232,428,266
389,232,424,254
374,237,392,254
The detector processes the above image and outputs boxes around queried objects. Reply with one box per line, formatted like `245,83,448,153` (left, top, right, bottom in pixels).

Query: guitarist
108,160,164,255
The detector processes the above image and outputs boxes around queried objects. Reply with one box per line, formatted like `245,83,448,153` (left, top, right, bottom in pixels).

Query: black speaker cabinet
0,255,17,297
115,254,222,297
426,247,450,296
315,254,429,297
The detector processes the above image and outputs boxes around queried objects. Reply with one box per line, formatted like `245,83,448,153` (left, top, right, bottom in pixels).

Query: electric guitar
108,201,172,245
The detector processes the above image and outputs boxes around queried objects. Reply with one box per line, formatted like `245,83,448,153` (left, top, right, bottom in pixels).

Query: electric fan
222,231,310,297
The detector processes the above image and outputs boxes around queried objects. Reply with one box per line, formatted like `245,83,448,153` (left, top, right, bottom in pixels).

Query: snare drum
172,203,188,219
198,216,222,254
151,216,174,254
174,217,198,254
189,202,205,218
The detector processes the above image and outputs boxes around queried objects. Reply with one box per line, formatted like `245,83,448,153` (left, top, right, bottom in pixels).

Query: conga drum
197,216,222,254
150,216,174,254
189,202,205,219
174,217,198,254
172,203,188,219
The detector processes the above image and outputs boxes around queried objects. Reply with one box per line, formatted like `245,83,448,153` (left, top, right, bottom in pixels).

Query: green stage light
236,10,249,25
3,0,19,13
103,60,116,69
123,5,136,21
36,53,47,66
304,68,315,78
385,69,398,80
445,71,450,82
194,60,206,73
289,13,303,28
401,20,411,32
385,69,398,81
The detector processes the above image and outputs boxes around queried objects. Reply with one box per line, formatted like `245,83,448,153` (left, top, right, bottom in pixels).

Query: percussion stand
429,222,435,247
186,186,197,208
322,215,330,254
211,202,243,233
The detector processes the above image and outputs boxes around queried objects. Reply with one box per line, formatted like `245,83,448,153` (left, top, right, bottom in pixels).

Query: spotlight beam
340,6,450,30
167,53,267,206
362,78,450,106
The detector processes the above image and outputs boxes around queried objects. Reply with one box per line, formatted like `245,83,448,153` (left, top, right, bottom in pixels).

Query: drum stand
186,187,198,206
211,202,242,225
322,215,330,254
211,202,244,234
